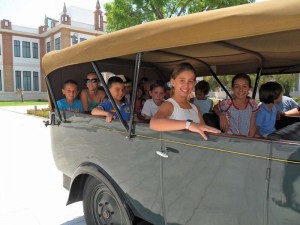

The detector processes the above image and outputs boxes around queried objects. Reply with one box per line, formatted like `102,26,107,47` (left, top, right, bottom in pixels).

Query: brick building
0,0,106,101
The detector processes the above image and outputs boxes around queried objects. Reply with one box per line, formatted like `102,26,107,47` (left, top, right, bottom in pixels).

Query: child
141,82,165,119
213,73,259,137
134,84,146,118
57,79,83,112
276,95,298,112
150,63,220,140
140,77,151,99
123,76,132,104
91,76,131,122
256,81,283,138
192,80,213,114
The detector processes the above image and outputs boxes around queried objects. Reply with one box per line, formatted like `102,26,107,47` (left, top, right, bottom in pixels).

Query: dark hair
63,79,78,88
136,83,145,99
140,77,149,83
195,80,210,95
86,72,96,77
259,81,283,104
150,82,165,92
171,63,196,80
124,76,132,84
231,73,252,88
107,76,124,88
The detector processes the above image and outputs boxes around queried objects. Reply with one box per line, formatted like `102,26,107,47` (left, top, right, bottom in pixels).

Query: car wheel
83,176,132,225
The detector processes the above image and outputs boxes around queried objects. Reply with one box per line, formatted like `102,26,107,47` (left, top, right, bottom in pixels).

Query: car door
159,132,270,225
268,140,300,225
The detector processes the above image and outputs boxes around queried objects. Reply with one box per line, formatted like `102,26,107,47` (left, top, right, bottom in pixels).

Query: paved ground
0,105,86,225
0,104,49,114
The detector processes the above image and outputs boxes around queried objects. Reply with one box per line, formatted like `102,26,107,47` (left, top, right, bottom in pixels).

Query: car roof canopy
42,0,300,77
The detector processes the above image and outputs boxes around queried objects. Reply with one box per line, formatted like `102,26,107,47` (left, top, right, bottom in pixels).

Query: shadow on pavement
61,216,86,225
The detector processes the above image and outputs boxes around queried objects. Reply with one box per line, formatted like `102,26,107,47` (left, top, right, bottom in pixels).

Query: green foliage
259,74,299,96
293,97,300,104
104,0,254,32
0,101,48,106
205,73,299,97
205,75,234,91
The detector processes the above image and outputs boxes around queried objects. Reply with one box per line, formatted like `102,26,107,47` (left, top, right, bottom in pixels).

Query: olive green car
43,1,300,224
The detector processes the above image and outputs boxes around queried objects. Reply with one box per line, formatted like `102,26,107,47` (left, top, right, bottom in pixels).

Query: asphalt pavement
0,105,86,225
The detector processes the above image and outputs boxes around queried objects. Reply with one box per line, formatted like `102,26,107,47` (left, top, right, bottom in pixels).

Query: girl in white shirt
150,63,220,140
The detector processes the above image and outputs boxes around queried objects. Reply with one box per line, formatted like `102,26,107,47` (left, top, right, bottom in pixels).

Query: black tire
83,176,132,225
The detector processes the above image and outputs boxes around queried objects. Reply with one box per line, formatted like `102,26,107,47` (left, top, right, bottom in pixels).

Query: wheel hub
102,209,111,219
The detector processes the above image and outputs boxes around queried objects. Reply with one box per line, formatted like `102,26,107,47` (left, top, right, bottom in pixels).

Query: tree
259,74,299,96
16,88,24,102
104,0,255,32
205,73,299,97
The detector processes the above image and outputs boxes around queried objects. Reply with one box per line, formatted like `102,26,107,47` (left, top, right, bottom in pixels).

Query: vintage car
42,0,300,224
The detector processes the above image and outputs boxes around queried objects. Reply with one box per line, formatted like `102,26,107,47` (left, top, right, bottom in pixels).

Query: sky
0,0,112,28
0,0,267,29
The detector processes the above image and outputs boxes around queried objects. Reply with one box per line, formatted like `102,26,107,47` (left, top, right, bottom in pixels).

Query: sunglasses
86,78,99,83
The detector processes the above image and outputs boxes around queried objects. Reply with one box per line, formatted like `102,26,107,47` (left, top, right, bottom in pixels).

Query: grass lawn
0,101,49,107
0,101,50,118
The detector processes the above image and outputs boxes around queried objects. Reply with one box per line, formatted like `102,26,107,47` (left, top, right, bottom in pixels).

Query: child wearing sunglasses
80,72,107,113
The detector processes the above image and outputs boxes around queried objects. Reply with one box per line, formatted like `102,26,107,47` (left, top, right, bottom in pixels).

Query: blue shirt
100,100,131,121
193,97,213,114
256,103,279,136
276,96,298,112
57,98,83,112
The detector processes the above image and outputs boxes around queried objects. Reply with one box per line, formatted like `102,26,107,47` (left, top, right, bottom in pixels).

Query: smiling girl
213,73,259,137
150,63,220,140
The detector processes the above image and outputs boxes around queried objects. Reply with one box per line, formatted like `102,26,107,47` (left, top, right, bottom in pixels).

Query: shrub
293,97,300,104
27,108,50,118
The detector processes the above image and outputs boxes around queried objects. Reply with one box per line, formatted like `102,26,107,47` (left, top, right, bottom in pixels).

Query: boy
123,76,132,104
256,81,283,138
57,80,83,112
192,80,213,114
91,76,131,122
141,82,165,119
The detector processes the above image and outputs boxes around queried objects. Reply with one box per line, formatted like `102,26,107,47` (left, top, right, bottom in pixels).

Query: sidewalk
0,104,49,114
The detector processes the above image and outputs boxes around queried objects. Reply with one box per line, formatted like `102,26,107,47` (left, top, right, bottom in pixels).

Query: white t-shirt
141,99,160,117
166,98,200,123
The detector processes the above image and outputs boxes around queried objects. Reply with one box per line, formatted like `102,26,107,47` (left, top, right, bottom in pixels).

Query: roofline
0,23,105,38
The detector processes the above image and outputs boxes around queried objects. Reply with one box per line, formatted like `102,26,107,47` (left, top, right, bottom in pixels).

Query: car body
42,0,300,224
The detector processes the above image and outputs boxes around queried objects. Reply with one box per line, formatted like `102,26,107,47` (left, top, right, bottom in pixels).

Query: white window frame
14,69,40,92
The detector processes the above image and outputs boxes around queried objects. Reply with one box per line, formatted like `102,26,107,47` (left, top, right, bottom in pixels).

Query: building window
23,71,31,91
0,70,2,91
72,35,78,45
46,41,51,53
80,38,86,42
22,41,31,58
14,40,20,57
15,71,22,89
0,43,1,56
33,42,39,59
33,72,39,91
55,37,61,50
